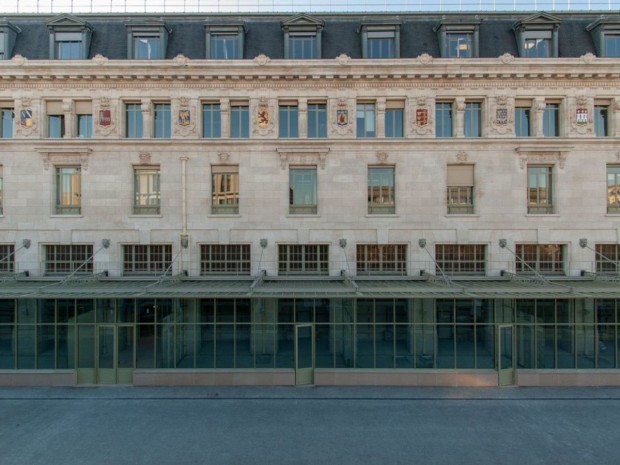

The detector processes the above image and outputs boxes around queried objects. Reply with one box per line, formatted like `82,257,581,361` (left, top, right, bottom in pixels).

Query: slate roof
1,13,613,60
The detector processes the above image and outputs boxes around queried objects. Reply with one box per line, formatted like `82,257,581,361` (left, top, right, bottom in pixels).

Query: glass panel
276,324,294,368
77,114,92,138
211,34,239,59
556,325,574,368
215,324,234,367
307,103,326,138
153,103,171,138
116,299,134,323
57,299,77,323
517,325,535,368
136,324,155,368
157,299,174,323
98,326,114,369
202,104,221,138
435,102,452,137
216,299,235,323
515,107,530,137
447,33,472,57
77,325,95,368
538,325,555,368
117,326,134,369
499,326,513,370
0,323,15,369
436,324,454,368
524,38,550,57
235,323,253,368
576,325,596,369
196,324,214,368
315,324,333,368
295,299,313,323
375,324,394,368
56,325,74,369
605,35,620,57
76,299,95,323
17,326,35,368
476,325,495,368
456,324,475,368
175,324,195,368
230,106,249,138
355,323,374,368
198,299,215,323
415,324,435,368
254,323,275,368
17,300,36,324
395,324,414,368
38,299,55,324
134,36,161,59
296,326,312,369
36,325,55,368
156,324,174,368
385,108,403,137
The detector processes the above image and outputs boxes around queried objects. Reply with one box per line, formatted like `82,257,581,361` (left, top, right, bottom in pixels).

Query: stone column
376,98,386,138
533,97,545,137
141,98,152,138
220,98,230,138
613,98,620,138
62,99,73,138
455,97,465,137
298,98,307,139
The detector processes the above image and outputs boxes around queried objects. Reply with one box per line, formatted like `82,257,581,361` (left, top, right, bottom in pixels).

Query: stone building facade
0,12,619,386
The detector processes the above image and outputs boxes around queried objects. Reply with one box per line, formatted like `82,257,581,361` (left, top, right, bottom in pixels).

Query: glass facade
3,298,618,373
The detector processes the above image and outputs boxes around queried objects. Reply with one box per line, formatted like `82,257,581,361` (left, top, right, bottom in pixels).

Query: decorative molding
416,53,433,64
172,97,195,137
489,96,514,135
456,151,469,163
11,54,27,66
330,97,353,137
251,97,276,137
409,95,433,136
94,97,116,137
335,54,351,65
91,54,108,65
581,53,596,64
173,54,189,65
276,147,329,170
254,54,271,66
515,146,573,169
14,98,37,137
569,95,593,135
138,152,152,164
218,152,231,162
36,147,92,171
499,53,515,64
376,151,389,163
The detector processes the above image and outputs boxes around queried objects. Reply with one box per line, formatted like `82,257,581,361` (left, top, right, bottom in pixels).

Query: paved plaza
1,386,619,465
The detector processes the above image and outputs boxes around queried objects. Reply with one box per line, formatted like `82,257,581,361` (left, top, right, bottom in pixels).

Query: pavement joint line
2,396,620,401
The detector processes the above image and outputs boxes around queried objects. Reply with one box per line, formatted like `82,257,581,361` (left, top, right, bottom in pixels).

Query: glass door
295,324,314,385
498,325,515,386
97,325,135,384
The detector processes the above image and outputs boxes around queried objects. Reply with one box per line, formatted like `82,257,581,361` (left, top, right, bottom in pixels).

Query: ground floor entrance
1,297,619,386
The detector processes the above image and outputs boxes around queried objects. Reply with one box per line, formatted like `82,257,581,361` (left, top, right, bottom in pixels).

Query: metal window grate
0,244,15,273
278,244,328,276
201,244,251,275
435,244,486,275
356,244,407,276
516,244,564,275
123,244,172,275
45,244,93,275
596,244,620,274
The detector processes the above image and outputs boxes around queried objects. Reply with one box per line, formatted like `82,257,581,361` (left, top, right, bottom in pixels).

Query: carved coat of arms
415,108,428,126
258,107,269,127
337,109,348,127
98,109,111,126
576,108,588,124
178,109,191,127
20,109,33,127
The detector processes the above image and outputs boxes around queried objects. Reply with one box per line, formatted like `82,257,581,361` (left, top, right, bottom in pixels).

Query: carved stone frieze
38,148,92,171
515,146,572,170
499,53,515,64
254,54,271,66
139,152,152,164
91,54,108,65
276,148,329,170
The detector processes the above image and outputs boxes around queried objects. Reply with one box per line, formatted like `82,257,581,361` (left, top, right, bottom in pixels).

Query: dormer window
126,20,170,59
47,14,92,60
0,20,20,60
205,23,245,59
434,20,480,58
513,13,560,58
359,20,400,59
282,14,324,59
587,18,620,58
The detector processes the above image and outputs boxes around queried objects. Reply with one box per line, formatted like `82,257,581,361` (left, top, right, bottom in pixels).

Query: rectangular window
447,165,474,214
126,103,143,138
594,105,609,137
543,103,560,137
464,102,481,137
211,34,241,59
123,244,172,275
76,114,92,138
134,36,162,59
435,244,486,275
356,244,407,275
133,168,160,215
230,104,249,138
0,32,4,59
368,167,395,214
153,103,171,138
367,32,395,59
288,34,317,59
200,244,250,275
604,34,620,57
385,106,404,138
0,165,3,215
45,244,93,275
202,103,221,138
435,102,453,137
279,105,298,138
307,103,326,138
278,244,328,276
0,107,13,138
356,103,375,138
55,167,81,215
528,166,553,214
607,166,620,213
0,244,14,273
49,115,65,138
515,107,531,137
289,167,317,215
447,33,472,57
516,244,564,275
524,35,551,58
55,33,82,59
211,166,239,214
595,244,620,274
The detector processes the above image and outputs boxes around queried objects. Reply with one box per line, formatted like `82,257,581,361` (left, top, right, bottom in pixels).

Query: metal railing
2,0,620,14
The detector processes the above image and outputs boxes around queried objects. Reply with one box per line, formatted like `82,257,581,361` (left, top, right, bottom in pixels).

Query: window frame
202,103,222,138
587,19,620,57
0,244,14,273
543,102,560,137
513,13,560,58
464,101,482,138
356,244,407,276
367,166,395,215
133,167,161,215
205,23,245,59
515,244,565,275
230,104,249,139
278,244,329,276
200,244,251,275
44,244,93,275
0,165,3,216
126,21,170,59
55,166,81,215
0,20,21,61
594,104,610,137
385,102,404,138
289,166,318,215
282,15,324,59
359,22,400,59
356,102,376,138
607,165,620,214
75,100,92,139
153,102,171,139
527,165,554,214
446,164,474,215
595,244,620,274
435,102,453,137
125,102,143,138
211,166,239,215
279,104,299,138
46,15,92,60
0,105,13,139
515,105,531,137
123,244,172,276
307,102,327,138
434,20,480,58
435,244,487,276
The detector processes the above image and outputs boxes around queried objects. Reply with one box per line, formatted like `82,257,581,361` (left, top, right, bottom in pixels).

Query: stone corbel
276,147,330,170
37,147,92,171
515,146,573,170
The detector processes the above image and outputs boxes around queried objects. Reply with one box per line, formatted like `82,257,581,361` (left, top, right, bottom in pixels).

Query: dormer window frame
126,20,171,60
587,18,620,58
513,13,561,58
434,20,480,58
0,20,20,60
359,20,401,59
205,22,245,59
46,14,92,60
282,14,325,59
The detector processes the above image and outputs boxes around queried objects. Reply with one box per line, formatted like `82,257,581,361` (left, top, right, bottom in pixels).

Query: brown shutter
447,165,474,186
75,101,92,114
211,165,239,174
